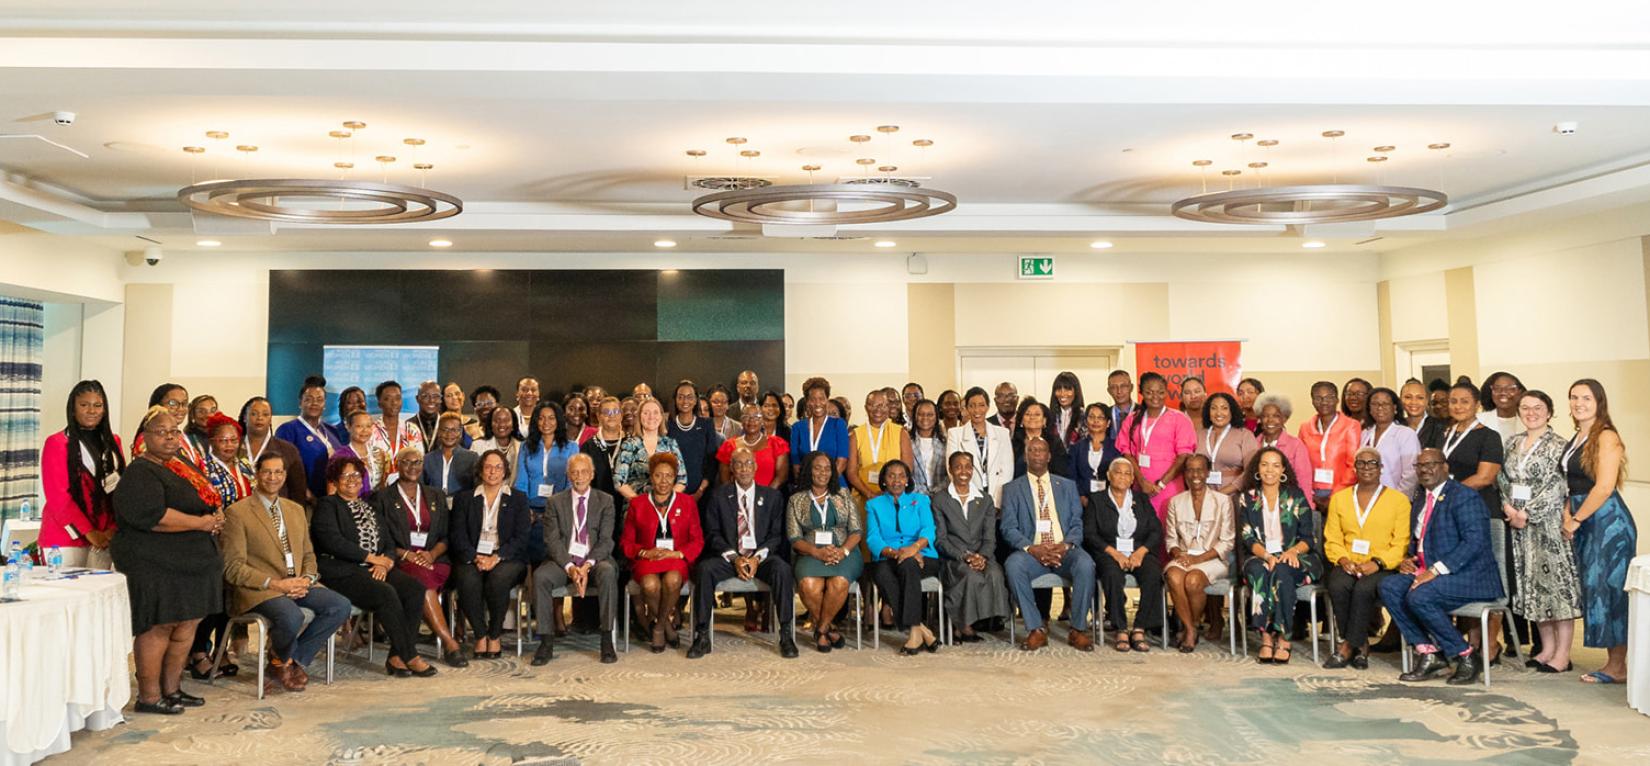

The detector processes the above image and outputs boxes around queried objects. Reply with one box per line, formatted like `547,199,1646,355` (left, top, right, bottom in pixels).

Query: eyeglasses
601,409,622,416
338,473,363,481
1491,385,1521,394
210,436,238,444
256,468,286,477
1353,459,1380,468
163,399,186,408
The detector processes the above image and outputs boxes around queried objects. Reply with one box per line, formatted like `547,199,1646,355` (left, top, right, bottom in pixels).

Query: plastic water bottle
3,543,20,600
19,499,32,521
47,546,63,576
15,542,33,577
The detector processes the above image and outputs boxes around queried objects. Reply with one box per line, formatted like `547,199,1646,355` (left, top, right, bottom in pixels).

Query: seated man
687,447,799,659
532,453,619,665
221,453,353,694
1000,438,1096,651
1378,448,1504,685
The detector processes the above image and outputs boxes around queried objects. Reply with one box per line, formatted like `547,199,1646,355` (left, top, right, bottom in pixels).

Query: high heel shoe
408,661,439,678
384,659,412,678
650,623,667,654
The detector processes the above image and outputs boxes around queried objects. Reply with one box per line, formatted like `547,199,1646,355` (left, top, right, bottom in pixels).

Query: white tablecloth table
0,571,131,765
1628,555,1650,717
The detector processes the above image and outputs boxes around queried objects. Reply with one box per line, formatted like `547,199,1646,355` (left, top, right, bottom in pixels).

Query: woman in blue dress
1562,379,1638,686
789,377,850,489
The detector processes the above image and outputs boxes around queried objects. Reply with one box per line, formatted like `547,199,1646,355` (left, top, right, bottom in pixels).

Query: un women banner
1133,340,1244,410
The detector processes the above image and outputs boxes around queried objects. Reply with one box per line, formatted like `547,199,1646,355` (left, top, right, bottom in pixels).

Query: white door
957,348,1117,406
1394,340,1451,387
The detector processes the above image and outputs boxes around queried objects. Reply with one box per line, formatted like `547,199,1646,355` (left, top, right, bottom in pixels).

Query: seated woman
865,460,941,655
1238,447,1325,665
1162,454,1235,653
312,455,437,677
375,445,466,667
1085,457,1165,653
1322,447,1411,669
448,449,531,659
620,453,704,653
788,450,865,653
931,451,1009,642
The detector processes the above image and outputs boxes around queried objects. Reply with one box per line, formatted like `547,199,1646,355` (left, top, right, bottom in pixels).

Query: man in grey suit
532,453,619,665
1000,438,1097,652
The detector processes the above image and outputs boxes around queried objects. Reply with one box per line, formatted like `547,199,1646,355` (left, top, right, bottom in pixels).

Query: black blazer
1084,489,1163,558
372,482,451,558
311,494,396,581
703,483,787,559
448,486,532,564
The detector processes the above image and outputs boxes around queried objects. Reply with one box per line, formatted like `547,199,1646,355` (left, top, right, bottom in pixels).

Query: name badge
410,531,429,548
1351,538,1372,555
477,540,496,555
1206,471,1224,487
102,473,121,494
813,530,834,546
1510,484,1532,502
283,552,295,570
1035,519,1053,534
741,532,758,550
1090,479,1106,493
64,524,81,541
1116,537,1135,555
538,484,554,499
1138,454,1153,469
1313,468,1334,484
568,540,590,559
1265,539,1283,554
657,537,675,551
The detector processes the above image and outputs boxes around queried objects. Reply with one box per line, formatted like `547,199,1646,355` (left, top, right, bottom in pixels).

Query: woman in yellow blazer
1322,447,1412,669
221,452,353,692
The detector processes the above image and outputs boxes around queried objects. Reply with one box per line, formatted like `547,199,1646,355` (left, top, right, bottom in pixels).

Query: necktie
1037,478,1053,544
738,494,753,556
267,499,294,575
573,494,588,565
1417,492,1436,569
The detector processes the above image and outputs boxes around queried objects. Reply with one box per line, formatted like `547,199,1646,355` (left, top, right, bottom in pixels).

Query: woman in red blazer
621,452,704,653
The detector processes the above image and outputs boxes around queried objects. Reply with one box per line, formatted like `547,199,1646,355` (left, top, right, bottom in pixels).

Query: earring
1255,473,1262,481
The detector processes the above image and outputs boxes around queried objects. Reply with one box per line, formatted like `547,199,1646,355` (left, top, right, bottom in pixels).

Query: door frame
1392,339,1450,386
955,345,1122,389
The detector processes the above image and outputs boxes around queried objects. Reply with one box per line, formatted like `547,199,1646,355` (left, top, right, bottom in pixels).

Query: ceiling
5,2,1650,256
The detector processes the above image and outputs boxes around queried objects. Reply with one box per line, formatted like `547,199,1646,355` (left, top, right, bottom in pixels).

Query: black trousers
873,557,941,629
325,566,425,662
190,612,228,656
692,555,797,632
1326,567,1393,648
1097,553,1164,631
452,560,528,639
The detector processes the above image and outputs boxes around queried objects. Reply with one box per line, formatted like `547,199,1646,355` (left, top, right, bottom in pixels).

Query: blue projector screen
322,345,440,418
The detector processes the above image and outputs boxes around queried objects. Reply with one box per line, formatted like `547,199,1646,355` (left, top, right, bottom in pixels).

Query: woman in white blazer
945,387,1014,505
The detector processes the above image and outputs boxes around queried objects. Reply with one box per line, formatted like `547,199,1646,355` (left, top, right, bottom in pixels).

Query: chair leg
1161,588,1170,650
1481,612,1492,689
872,585,880,651
516,592,526,658
326,632,335,685
254,625,267,701
622,589,631,654
1309,595,1321,666
855,590,863,650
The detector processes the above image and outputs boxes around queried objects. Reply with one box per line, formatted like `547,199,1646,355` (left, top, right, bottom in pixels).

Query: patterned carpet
51,615,1650,765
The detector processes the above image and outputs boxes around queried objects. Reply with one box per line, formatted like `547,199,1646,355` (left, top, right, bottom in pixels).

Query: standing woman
759,389,789,439
113,407,225,714
1236,377,1265,433
187,412,253,680
1480,371,1526,442
1238,447,1322,664
788,378,851,489
183,395,219,469
441,382,478,447
238,397,307,503
132,384,193,462
41,380,125,569
1178,377,1208,422
944,387,1014,505
706,384,741,441
338,410,392,494
1254,394,1315,499
1340,378,1372,424
334,386,368,442
471,406,521,478
614,398,688,500
667,380,721,502
907,400,948,495
1400,378,1446,449
1070,404,1121,505
1162,455,1234,652
563,393,597,445
423,413,479,497
1300,381,1361,508
931,452,1008,642
936,389,964,432
372,381,408,461
1011,400,1071,479
620,453,704,652
517,401,578,565
466,385,500,443
1563,379,1638,686
717,406,790,490
788,451,865,652
865,461,941,654
1497,390,1580,674
1116,372,1197,525
1196,392,1258,498
448,449,531,660
276,376,343,502
1361,387,1420,496
847,389,915,501
1050,371,1086,446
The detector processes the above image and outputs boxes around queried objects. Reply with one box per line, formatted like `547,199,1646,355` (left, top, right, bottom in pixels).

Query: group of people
35,367,1637,715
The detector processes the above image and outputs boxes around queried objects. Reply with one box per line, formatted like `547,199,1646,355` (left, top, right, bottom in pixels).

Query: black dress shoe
1323,653,1351,669
1350,653,1370,670
1398,652,1451,682
957,632,984,643
134,697,184,715
1447,654,1481,686
409,662,439,678
830,632,846,649
599,635,618,664
385,659,412,678
1525,658,1543,669
164,690,205,708
779,633,799,659
531,641,555,666
445,652,470,669
1535,661,1572,673
686,634,712,659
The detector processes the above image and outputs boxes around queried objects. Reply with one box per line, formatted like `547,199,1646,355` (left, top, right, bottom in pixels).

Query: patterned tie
267,498,294,575
1037,478,1053,544
1416,492,1436,569
738,493,754,556
572,494,589,565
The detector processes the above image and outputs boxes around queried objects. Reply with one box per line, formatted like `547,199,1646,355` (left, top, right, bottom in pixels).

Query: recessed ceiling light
654,239,677,248
874,240,897,248
661,269,679,275
1302,240,1326,249
195,239,221,247
1089,240,1114,250
428,239,453,248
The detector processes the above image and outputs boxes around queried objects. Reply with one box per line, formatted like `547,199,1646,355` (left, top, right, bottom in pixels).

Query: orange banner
1133,340,1244,410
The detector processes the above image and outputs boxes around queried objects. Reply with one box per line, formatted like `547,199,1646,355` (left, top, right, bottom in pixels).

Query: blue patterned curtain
0,297,43,522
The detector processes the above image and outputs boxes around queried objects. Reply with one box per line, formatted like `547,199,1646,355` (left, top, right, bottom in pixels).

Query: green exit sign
1018,255,1055,280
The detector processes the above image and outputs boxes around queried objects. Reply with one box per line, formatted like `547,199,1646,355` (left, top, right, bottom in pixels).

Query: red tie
1416,492,1437,569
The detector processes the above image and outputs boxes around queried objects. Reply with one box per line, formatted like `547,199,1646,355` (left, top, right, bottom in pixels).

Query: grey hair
1255,392,1293,421
1353,446,1381,464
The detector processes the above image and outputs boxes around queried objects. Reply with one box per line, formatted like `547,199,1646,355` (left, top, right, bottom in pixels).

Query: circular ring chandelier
691,182,956,225
1171,184,1447,225
177,178,463,224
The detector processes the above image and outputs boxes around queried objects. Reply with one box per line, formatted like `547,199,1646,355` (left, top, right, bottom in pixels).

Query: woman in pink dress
1116,372,1196,523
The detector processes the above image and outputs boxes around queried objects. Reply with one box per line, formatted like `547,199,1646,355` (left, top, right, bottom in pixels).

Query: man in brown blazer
222,452,352,693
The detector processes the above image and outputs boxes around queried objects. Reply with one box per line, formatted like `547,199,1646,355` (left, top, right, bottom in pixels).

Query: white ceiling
5,1,1650,255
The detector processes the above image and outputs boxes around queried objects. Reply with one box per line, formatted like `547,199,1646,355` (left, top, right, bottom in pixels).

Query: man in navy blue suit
1379,448,1505,685
1001,438,1096,652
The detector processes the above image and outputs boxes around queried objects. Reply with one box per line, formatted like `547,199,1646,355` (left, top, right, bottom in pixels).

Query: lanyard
441,452,454,489
1316,414,1339,462
1140,410,1162,450
481,488,503,533
244,433,272,464
541,445,552,484
298,417,336,455
1514,431,1545,477
79,441,100,474
1562,432,1588,470
652,493,676,536
1361,424,1386,449
1415,413,1429,434
1352,485,1382,529
380,419,402,454
399,484,424,531
808,417,826,453
974,427,990,482
1442,424,1473,459
811,492,830,526
867,422,888,464
1204,425,1231,462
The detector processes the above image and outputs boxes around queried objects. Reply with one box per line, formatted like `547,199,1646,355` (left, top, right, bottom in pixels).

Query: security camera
1554,121,1579,135
51,111,76,126
143,245,163,266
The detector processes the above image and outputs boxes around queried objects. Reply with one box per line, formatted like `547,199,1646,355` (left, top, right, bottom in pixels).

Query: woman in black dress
112,407,226,715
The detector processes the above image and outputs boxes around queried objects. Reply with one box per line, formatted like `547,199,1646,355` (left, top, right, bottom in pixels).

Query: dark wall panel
655,341,785,396
402,270,530,341
657,269,785,342
529,270,658,342
268,270,403,343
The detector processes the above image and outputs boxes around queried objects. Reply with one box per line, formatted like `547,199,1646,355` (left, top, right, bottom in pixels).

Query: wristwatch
1369,557,1386,570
